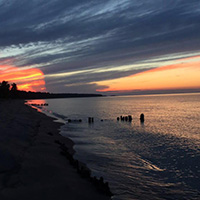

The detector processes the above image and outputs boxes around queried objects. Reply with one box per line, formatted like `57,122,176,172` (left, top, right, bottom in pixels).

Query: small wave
52,112,68,120
139,158,165,171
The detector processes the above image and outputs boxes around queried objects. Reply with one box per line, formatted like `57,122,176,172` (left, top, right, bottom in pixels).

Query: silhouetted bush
0,81,11,98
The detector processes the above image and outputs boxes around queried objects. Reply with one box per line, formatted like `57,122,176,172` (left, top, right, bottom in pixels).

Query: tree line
0,80,103,99
0,81,18,98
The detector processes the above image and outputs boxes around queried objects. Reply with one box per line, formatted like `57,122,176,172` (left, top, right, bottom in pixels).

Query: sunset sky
0,0,200,94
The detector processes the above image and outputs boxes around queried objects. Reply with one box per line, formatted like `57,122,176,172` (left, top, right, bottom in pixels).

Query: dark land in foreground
0,81,112,199
0,100,111,200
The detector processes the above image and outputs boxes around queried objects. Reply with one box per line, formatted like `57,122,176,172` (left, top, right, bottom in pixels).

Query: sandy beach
0,100,111,200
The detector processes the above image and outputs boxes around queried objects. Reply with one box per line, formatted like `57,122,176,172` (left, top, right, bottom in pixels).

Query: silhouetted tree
0,81,10,98
11,83,17,92
10,83,18,98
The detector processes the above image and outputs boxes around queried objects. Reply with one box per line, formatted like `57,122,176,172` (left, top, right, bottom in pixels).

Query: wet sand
0,100,111,200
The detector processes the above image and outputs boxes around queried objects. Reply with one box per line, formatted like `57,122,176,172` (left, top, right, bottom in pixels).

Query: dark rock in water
55,136,113,197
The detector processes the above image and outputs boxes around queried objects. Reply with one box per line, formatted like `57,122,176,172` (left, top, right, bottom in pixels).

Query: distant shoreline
12,91,104,99
106,90,200,97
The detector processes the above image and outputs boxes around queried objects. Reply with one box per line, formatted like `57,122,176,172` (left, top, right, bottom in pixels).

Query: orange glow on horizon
97,56,200,92
0,65,46,92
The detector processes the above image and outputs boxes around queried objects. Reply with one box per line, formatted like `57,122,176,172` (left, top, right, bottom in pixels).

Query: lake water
27,93,200,200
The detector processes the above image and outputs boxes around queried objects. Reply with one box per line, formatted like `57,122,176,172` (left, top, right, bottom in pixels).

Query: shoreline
28,101,113,196
0,99,111,200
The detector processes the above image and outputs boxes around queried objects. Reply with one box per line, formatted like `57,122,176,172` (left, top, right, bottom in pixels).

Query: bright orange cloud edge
0,65,46,92
96,55,200,92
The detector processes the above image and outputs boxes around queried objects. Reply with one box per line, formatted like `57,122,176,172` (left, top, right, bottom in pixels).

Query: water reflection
26,94,200,200
26,99,47,112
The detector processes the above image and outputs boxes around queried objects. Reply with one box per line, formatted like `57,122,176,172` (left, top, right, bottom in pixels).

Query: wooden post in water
140,113,144,123
128,115,132,122
88,117,94,123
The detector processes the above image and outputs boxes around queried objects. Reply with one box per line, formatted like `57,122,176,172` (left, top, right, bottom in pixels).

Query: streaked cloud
97,56,200,92
0,0,200,93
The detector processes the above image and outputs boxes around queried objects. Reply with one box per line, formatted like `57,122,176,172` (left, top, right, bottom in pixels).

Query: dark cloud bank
0,0,200,93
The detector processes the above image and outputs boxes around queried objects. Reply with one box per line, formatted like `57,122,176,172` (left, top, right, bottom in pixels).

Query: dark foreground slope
0,100,110,200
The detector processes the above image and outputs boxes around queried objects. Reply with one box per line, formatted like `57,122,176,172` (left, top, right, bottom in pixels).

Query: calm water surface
27,93,200,200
